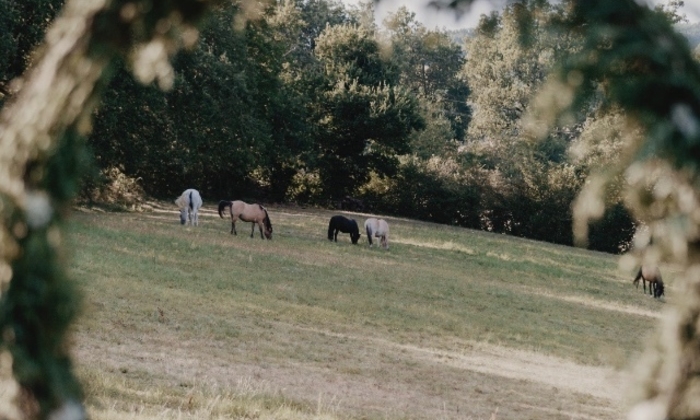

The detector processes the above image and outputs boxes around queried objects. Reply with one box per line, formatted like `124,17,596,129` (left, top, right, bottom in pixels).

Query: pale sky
342,0,700,31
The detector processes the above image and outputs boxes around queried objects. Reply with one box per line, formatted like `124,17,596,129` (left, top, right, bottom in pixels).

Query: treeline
7,0,689,253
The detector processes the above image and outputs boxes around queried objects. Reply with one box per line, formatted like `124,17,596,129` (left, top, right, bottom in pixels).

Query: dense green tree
409,97,459,159
383,7,471,142
315,24,398,86
89,1,309,199
296,0,353,54
463,1,566,145
311,24,424,198
0,0,65,101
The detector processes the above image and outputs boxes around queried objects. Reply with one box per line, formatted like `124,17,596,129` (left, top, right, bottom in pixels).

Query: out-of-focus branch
523,0,700,417
0,0,220,417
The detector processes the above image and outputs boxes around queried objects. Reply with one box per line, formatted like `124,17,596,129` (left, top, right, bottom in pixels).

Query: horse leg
334,229,338,242
231,220,237,235
256,222,264,239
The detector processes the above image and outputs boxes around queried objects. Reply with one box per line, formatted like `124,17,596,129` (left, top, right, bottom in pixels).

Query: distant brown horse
633,265,665,298
218,200,273,239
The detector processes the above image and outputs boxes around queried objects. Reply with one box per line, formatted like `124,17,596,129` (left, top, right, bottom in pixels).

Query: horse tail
218,200,232,218
189,190,194,211
365,224,373,246
262,207,272,233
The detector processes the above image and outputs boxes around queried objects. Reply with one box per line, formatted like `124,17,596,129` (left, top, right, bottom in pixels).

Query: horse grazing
365,218,389,249
328,215,361,244
218,200,273,240
633,265,665,298
175,189,203,226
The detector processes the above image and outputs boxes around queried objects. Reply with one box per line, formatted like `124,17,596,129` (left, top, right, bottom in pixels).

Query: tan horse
633,265,665,298
364,218,389,249
218,200,272,239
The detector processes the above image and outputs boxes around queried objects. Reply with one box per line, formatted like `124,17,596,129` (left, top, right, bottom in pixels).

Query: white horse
175,189,203,226
365,218,389,249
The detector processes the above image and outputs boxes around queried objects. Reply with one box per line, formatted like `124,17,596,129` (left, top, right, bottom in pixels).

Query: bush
363,157,482,228
79,166,147,210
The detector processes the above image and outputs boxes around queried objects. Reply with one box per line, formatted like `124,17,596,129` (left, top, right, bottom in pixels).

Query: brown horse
633,265,665,298
218,200,273,239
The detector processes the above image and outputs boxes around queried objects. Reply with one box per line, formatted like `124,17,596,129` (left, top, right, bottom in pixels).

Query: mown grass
66,204,668,419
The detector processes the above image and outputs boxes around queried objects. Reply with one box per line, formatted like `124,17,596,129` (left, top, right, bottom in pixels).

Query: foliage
89,3,294,200
382,7,471,141
365,157,483,227
463,0,571,144
0,0,65,100
408,97,459,159
310,23,424,199
1,0,650,254
80,166,147,211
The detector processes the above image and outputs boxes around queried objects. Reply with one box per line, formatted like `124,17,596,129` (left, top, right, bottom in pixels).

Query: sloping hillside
68,204,670,419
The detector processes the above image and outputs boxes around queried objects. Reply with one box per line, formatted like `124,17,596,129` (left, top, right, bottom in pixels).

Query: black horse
327,215,361,244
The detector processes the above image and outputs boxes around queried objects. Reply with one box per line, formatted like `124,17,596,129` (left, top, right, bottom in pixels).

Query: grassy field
65,203,669,419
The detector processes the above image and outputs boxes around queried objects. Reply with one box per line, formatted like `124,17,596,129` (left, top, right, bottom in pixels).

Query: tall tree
383,7,471,142
311,24,424,198
89,1,308,199
0,0,65,100
462,1,568,146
